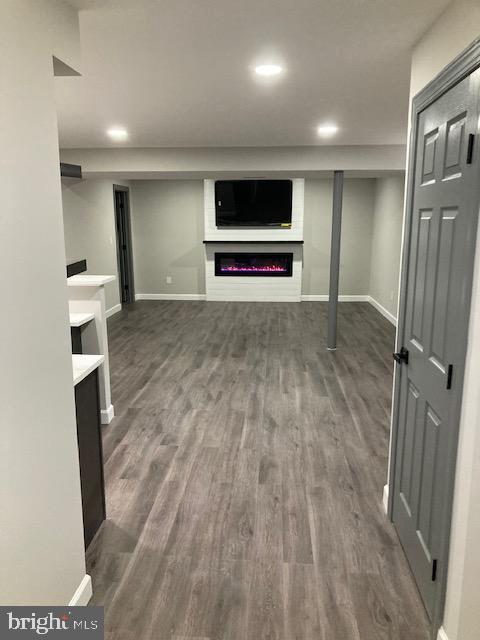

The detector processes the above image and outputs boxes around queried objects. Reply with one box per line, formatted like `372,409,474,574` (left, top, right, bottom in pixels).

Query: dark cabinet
74,370,106,548
71,326,83,354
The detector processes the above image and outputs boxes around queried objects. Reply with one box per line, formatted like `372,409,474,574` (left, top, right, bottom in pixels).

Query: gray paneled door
392,68,480,622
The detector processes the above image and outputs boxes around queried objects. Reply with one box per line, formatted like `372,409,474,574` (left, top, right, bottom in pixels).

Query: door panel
411,208,433,348
392,69,480,623
430,208,458,367
421,130,438,185
444,113,466,180
399,381,420,511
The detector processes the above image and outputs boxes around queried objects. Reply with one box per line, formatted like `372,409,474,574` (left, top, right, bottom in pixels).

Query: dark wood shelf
67,258,87,277
203,240,304,244
60,162,82,180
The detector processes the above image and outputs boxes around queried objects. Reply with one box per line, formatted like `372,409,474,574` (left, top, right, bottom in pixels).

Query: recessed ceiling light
317,123,339,137
107,127,128,141
254,64,283,77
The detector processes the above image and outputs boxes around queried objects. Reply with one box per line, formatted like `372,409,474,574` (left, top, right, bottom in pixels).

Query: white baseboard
69,575,92,606
207,295,300,302
106,303,122,318
135,293,206,301
382,484,389,514
300,295,370,302
368,296,397,326
100,404,114,424
437,626,449,640
300,294,397,326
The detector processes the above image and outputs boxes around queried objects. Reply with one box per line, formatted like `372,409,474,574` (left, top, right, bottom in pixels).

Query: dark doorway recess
214,252,293,277
113,185,135,304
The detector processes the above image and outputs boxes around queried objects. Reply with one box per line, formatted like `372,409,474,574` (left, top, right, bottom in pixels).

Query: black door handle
467,134,475,164
393,347,409,365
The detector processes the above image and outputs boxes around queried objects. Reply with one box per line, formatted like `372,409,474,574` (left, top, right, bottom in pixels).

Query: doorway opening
113,185,135,304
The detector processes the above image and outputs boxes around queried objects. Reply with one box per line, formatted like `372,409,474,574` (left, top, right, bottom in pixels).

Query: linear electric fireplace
214,252,293,277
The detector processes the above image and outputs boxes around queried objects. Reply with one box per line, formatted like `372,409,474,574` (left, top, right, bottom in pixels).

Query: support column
327,170,344,350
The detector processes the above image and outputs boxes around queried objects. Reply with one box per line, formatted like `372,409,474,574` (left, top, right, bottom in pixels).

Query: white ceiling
57,0,450,148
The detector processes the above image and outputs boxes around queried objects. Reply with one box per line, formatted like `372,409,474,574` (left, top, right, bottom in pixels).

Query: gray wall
62,177,404,308
369,176,405,317
130,180,205,296
62,179,129,311
303,179,375,296
130,178,377,297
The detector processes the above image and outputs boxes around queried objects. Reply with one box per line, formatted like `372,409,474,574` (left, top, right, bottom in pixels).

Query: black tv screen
215,180,292,227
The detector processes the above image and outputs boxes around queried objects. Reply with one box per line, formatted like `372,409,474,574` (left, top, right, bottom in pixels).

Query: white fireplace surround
204,179,304,302
205,242,303,302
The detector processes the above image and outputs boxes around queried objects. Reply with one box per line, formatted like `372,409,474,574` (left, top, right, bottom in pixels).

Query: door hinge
467,134,475,164
124,284,129,291
432,559,438,582
393,347,409,365
446,364,454,389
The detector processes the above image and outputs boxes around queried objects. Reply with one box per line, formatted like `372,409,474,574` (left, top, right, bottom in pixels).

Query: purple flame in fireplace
214,252,293,277
220,263,288,273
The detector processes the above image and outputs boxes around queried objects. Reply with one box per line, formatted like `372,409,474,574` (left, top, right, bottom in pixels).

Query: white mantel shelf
72,354,104,387
69,312,95,327
67,275,115,287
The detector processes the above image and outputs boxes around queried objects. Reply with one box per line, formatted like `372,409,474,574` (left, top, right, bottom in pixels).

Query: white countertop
69,312,95,327
72,354,105,386
67,275,116,287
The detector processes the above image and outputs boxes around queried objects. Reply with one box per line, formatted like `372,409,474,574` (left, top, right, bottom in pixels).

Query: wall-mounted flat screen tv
215,180,293,227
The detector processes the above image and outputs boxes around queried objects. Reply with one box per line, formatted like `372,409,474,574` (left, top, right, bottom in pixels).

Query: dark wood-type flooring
87,301,430,640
